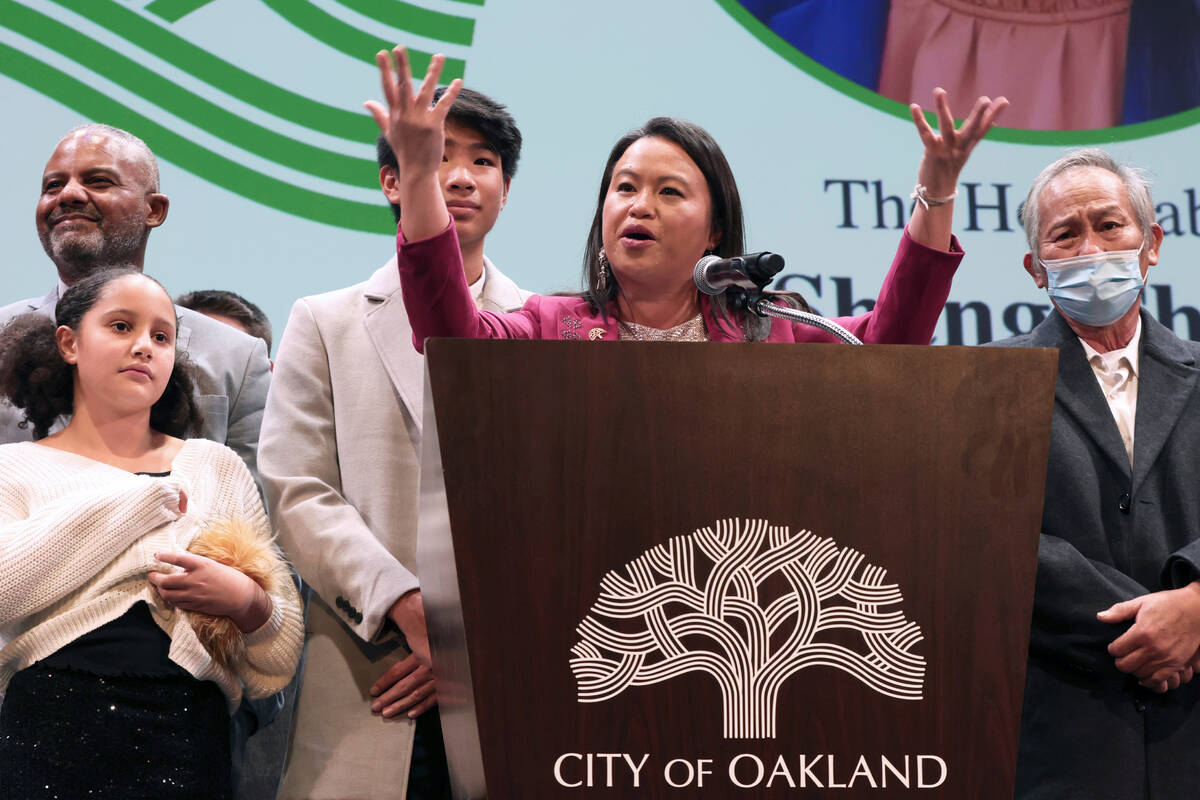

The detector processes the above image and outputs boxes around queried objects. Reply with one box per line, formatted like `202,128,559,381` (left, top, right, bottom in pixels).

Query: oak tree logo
570,518,925,739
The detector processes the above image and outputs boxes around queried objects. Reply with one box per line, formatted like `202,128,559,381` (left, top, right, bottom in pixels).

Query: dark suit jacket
993,308,1200,800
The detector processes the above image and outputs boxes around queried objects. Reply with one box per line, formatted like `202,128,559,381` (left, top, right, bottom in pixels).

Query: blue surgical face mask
1040,245,1145,327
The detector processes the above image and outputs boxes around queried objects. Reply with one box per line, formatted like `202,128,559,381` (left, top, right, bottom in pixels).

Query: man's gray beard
42,221,146,283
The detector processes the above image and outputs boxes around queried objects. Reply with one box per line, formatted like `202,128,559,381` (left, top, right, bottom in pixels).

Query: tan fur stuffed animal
186,518,292,668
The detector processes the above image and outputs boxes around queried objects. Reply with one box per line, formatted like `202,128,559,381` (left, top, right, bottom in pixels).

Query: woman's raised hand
364,46,461,184
910,89,1008,197
363,46,462,241
906,89,1007,250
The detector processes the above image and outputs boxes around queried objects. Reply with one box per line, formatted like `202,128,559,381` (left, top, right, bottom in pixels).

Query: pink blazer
398,223,963,350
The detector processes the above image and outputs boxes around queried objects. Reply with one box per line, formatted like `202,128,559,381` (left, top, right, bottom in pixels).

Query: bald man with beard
0,123,279,799
0,124,271,483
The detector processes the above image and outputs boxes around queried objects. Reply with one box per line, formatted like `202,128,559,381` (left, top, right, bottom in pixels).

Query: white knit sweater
0,438,303,711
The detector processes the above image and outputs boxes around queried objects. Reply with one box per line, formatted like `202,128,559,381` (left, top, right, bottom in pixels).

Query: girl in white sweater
0,269,302,798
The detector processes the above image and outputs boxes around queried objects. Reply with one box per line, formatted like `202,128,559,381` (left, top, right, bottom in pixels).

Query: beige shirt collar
1079,316,1142,379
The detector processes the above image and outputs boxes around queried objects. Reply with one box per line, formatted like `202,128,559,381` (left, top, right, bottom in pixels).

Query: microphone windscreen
693,255,724,295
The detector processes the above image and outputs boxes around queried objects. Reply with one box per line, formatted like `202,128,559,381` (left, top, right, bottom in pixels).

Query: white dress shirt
468,264,486,302
1079,317,1142,467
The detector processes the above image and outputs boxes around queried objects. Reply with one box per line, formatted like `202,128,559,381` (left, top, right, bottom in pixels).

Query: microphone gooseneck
750,300,863,345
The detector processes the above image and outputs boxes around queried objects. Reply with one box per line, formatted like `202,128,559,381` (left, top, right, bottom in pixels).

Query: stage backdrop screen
5,0,1199,348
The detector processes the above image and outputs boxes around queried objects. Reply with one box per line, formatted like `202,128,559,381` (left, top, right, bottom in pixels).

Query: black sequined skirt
0,664,232,799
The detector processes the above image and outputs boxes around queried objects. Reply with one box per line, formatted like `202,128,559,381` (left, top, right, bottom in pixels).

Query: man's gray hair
62,123,160,192
1019,148,1155,255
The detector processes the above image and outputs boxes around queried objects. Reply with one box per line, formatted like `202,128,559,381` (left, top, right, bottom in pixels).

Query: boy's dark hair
376,87,522,222
0,270,203,439
176,289,273,351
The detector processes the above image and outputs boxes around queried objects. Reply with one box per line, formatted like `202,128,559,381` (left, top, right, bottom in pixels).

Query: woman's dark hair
0,269,204,439
581,117,806,341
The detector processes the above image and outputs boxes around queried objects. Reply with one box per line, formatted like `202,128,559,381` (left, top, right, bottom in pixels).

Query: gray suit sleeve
223,337,272,490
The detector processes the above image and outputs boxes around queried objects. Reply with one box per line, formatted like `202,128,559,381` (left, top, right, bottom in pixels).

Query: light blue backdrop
5,0,1199,348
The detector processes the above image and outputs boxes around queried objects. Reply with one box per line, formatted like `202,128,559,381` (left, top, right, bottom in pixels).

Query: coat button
1119,492,1131,514
335,596,346,610
1135,698,1148,713
355,612,363,624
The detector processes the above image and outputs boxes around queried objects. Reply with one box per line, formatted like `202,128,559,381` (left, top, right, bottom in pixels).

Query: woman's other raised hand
907,89,1008,251
364,45,463,242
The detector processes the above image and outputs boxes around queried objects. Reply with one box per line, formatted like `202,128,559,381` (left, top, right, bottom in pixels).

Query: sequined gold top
617,314,710,342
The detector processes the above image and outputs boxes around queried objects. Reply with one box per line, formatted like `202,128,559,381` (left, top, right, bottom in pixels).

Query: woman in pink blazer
366,47,1006,347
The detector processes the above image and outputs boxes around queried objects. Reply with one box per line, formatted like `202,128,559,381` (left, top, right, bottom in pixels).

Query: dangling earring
596,248,609,292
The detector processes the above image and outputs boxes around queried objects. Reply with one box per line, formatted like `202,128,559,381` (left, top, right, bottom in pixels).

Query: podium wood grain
417,341,1058,799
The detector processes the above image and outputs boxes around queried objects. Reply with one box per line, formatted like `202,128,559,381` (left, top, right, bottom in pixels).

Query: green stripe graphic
0,41,395,233
4,0,380,188
331,0,475,44
144,0,214,24
146,0,481,30
259,0,466,78
46,0,456,141
7,0,477,230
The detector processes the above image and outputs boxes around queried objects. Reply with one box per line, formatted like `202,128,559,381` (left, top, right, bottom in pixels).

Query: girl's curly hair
0,269,204,440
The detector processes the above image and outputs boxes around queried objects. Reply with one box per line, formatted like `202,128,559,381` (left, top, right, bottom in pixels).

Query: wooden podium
417,341,1057,799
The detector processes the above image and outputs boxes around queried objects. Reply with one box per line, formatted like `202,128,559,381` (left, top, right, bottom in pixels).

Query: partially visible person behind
368,47,1005,348
992,149,1200,800
0,269,302,799
176,289,273,355
176,290,286,799
260,85,529,799
0,123,271,483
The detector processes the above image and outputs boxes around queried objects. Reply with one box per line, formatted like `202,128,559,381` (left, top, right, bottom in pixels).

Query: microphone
693,252,786,296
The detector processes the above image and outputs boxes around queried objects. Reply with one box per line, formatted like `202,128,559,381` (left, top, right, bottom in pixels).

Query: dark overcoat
993,308,1200,799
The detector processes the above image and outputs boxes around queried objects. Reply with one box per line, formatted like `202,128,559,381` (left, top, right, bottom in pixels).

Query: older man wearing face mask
993,149,1200,799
